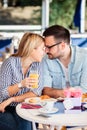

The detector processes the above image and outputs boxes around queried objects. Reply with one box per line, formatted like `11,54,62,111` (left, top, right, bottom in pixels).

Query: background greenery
50,0,77,28
25,0,78,28
0,0,87,30
20,0,85,29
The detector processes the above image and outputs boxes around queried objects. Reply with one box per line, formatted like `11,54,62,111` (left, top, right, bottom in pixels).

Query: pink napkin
21,103,42,109
64,88,82,98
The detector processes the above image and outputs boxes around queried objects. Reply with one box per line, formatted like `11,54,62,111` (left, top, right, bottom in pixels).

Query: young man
42,25,87,98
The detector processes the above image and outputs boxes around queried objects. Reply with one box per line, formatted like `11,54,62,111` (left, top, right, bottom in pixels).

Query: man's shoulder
72,45,87,55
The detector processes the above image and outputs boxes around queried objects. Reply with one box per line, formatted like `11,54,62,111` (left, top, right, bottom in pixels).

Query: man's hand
42,87,65,98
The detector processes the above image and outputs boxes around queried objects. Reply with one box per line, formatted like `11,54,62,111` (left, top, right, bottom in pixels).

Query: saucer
39,107,58,114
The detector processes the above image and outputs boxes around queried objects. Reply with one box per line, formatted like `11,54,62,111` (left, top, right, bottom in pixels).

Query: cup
29,70,39,88
41,100,55,111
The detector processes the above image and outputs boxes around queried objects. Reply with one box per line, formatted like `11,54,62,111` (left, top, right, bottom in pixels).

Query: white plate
83,103,87,108
25,97,41,105
39,107,58,114
25,97,57,105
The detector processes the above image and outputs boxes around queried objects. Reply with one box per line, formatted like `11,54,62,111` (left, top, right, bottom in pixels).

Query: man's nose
45,47,49,53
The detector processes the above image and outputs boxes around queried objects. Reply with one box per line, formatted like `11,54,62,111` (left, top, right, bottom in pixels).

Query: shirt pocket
50,71,63,88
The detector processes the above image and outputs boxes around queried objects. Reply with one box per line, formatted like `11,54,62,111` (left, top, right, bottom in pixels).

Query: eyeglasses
45,42,62,49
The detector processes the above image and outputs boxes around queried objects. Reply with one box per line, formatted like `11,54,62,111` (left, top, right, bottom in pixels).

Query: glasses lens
46,42,61,49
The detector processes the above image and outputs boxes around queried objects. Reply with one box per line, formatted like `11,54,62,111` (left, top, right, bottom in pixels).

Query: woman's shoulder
2,56,20,67
3,56,16,63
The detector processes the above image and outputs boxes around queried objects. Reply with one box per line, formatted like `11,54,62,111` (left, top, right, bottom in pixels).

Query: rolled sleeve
0,59,12,100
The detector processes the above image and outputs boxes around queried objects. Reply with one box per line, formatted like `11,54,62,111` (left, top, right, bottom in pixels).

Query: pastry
29,98,37,103
40,95,50,100
82,93,87,102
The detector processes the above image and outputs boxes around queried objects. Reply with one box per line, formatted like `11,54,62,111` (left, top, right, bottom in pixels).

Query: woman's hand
0,97,15,113
21,77,38,88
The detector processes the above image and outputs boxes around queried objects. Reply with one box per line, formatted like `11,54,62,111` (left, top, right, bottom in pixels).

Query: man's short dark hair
43,25,70,44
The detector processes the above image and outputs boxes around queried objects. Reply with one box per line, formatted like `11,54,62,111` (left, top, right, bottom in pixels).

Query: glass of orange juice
29,69,39,88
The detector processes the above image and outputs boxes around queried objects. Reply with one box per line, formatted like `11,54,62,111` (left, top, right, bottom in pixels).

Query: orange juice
29,73,39,88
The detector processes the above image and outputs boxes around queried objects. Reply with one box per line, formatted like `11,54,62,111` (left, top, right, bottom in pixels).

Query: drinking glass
29,69,39,88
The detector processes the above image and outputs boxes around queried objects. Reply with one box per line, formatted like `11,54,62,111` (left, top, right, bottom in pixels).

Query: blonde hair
12,32,44,57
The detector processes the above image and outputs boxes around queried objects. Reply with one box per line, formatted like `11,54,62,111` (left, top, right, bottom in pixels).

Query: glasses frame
45,42,62,49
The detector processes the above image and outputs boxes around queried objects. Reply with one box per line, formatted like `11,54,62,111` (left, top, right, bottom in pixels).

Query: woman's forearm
8,84,20,96
14,91,37,103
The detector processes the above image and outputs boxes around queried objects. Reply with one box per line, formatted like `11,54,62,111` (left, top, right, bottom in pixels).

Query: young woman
0,32,45,130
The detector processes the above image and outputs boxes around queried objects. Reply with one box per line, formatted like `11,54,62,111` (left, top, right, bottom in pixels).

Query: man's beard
47,53,56,59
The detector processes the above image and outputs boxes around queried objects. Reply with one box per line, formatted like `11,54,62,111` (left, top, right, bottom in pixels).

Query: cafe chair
37,125,87,130
67,126,87,130
38,124,63,130
0,37,12,60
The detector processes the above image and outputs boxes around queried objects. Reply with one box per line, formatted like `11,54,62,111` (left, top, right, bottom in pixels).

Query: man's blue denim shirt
42,45,87,93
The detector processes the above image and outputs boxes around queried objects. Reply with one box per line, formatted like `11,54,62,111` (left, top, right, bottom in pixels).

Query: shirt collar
70,45,76,63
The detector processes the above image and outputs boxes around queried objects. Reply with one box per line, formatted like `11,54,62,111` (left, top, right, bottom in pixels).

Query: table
16,102,87,130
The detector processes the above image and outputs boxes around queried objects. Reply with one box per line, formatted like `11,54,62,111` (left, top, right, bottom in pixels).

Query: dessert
82,93,87,102
29,98,38,103
40,95,51,100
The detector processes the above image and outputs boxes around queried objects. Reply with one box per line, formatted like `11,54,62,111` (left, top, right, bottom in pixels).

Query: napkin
21,103,42,109
64,88,82,98
63,98,74,110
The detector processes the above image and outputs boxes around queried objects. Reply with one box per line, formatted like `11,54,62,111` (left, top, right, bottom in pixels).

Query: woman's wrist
11,97,16,102
17,82,22,89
